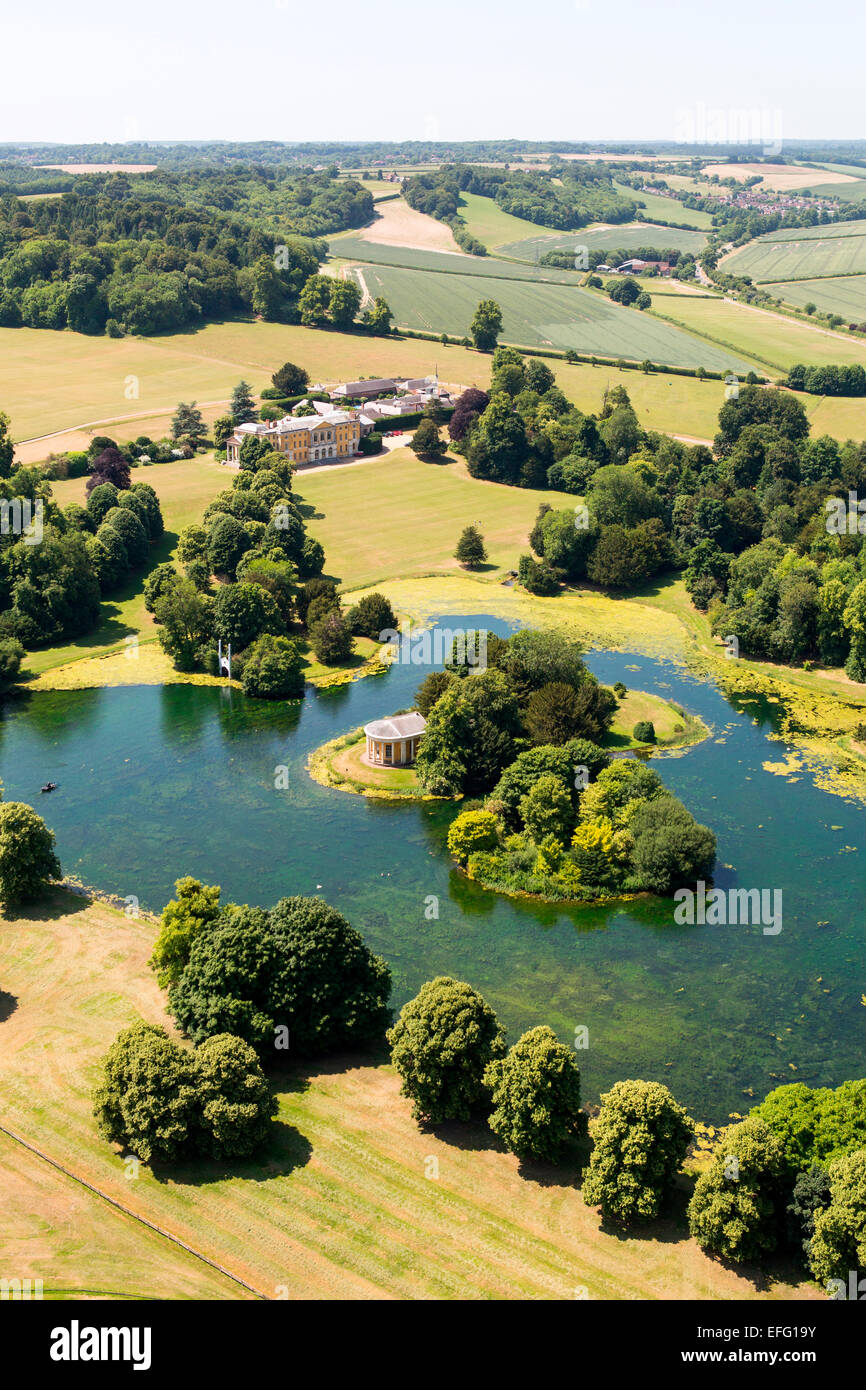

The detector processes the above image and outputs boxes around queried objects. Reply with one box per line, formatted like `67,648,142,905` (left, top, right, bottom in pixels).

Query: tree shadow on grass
150,1118,313,1188
0,990,18,1023
2,886,93,924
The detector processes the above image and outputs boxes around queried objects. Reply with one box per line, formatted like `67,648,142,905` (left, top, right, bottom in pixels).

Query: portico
363,712,427,767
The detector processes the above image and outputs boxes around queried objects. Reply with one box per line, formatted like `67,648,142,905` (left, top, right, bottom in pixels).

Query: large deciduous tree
485,1025,585,1162
387,976,506,1124
582,1079,694,1226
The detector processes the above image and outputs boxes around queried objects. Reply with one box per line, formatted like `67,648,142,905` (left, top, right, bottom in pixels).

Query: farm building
363,712,426,767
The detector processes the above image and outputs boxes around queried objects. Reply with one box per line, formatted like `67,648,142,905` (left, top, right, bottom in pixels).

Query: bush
629,795,716,893
0,802,61,905
447,810,499,863
0,637,24,692
241,634,305,700
633,719,656,743
485,1025,585,1162
387,976,506,1123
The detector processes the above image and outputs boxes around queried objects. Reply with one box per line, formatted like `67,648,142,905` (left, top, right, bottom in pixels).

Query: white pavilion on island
363,711,427,767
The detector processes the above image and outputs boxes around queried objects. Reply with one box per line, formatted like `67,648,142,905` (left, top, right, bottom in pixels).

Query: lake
1,614,863,1123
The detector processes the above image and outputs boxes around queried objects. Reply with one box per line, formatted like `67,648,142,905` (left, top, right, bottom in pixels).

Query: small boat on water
40,782,57,793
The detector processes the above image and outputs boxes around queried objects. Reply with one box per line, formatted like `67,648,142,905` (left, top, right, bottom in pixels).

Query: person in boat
40,782,57,793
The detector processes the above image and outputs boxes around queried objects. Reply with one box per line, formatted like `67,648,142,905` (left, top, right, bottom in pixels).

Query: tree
271,362,309,396
688,1118,788,1262
86,446,130,494
519,773,574,845
525,681,601,746
629,795,716,893
415,670,456,717
154,578,214,672
492,740,609,829
0,411,14,478
213,582,283,651
447,809,500,863
230,381,257,425
416,668,523,796
241,633,305,699
485,1026,584,1162
92,1023,199,1164
0,801,61,905
213,415,235,450
345,592,396,640
309,608,353,664
143,563,180,614
582,1080,694,1226
298,274,332,326
633,719,656,744
410,418,445,458
194,1033,278,1159
0,637,24,692
150,877,222,988
362,296,393,335
328,277,362,328
387,977,506,1124
102,506,149,568
171,401,206,442
454,525,487,569
470,299,503,351
448,388,489,442
206,515,252,579
169,896,391,1055
807,1150,866,1285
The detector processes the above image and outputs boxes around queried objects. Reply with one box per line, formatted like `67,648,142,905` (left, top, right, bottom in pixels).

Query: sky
1,0,864,146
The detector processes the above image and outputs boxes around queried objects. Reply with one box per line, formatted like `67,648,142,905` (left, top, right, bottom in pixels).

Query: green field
0,893,814,1301
495,223,707,263
345,262,753,370
724,222,866,282
649,293,866,374
456,191,567,251
330,237,580,284
763,275,866,320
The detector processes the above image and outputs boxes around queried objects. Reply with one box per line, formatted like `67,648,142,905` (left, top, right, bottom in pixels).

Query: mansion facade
225,410,361,467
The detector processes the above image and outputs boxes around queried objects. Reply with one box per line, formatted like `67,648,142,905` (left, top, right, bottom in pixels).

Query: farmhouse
363,712,426,767
225,410,360,466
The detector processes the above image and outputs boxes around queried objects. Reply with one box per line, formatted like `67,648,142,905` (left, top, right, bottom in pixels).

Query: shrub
309,609,353,664
0,637,24,693
346,591,396,640
633,719,656,743
447,809,500,863
387,976,506,1123
807,1150,866,1285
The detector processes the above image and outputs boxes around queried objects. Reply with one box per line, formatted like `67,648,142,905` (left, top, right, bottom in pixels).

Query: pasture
344,262,754,370
0,892,814,1301
615,184,714,230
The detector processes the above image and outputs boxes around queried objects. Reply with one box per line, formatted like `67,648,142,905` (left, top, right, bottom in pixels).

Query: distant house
363,712,426,767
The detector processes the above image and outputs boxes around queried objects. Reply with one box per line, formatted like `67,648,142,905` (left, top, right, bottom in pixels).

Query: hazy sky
2,0,863,145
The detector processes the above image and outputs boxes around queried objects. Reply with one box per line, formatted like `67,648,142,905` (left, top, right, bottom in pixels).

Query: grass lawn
0,891,815,1301
456,191,567,251
296,449,576,592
